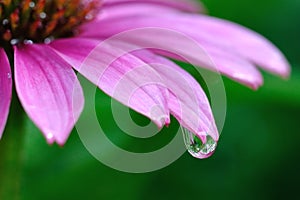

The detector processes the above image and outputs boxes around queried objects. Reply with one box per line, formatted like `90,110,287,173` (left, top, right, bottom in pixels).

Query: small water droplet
7,73,11,79
29,2,35,8
2,19,9,25
10,39,19,45
44,36,54,44
181,127,217,159
39,12,47,19
85,13,94,21
23,39,33,45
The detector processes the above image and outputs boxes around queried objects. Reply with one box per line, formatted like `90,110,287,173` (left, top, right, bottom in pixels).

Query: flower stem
0,90,26,200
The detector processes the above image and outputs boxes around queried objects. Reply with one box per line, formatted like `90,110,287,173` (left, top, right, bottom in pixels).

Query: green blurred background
10,0,300,199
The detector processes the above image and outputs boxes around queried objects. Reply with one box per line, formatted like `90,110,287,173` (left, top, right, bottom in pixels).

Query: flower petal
132,49,219,142
97,3,180,20
14,45,84,145
50,38,170,127
102,0,204,13
82,11,290,83
0,49,12,138
169,14,291,77
81,17,263,89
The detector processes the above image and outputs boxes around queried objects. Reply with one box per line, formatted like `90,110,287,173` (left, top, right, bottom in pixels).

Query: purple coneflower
0,0,290,158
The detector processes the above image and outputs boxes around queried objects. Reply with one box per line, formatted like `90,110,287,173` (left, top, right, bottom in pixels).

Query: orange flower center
0,0,101,47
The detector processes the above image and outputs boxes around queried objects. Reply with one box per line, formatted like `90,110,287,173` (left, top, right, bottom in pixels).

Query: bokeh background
7,0,300,199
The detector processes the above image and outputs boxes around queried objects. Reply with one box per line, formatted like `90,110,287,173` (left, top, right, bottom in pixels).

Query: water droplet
2,19,9,26
10,39,19,45
39,12,47,19
44,36,54,44
7,73,11,79
85,13,94,20
23,39,33,45
29,2,35,8
181,127,217,159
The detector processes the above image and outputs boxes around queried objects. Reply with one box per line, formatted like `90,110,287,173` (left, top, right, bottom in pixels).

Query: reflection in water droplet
181,127,217,159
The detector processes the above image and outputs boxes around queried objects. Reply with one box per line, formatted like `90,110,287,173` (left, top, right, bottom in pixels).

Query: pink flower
0,0,290,158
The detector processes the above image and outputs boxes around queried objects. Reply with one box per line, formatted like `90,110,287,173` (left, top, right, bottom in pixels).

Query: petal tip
153,115,171,128
45,132,56,145
45,131,69,146
279,67,291,80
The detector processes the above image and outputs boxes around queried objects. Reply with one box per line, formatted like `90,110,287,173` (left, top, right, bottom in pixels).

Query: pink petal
132,49,219,142
167,14,291,77
81,11,290,83
0,49,12,138
102,0,204,13
50,38,170,127
14,45,84,145
81,18,263,89
97,3,181,20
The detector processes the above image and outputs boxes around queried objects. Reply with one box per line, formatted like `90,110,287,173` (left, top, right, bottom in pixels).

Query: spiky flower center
0,0,100,48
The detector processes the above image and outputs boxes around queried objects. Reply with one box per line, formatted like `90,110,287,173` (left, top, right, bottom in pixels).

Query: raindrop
10,39,19,45
7,73,11,79
24,39,33,45
39,12,47,19
44,36,54,44
85,13,94,21
2,19,9,25
181,127,217,159
29,2,35,8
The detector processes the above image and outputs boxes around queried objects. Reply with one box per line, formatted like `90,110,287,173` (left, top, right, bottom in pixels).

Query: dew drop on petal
44,37,54,44
85,13,94,20
10,39,19,45
7,73,11,79
181,127,217,159
29,2,35,8
24,39,33,45
2,19,9,25
39,12,47,19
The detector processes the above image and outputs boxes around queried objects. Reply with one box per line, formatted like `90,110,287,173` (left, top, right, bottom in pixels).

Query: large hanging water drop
181,127,217,159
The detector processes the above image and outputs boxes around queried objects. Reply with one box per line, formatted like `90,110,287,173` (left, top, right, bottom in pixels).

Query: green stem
0,90,26,200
